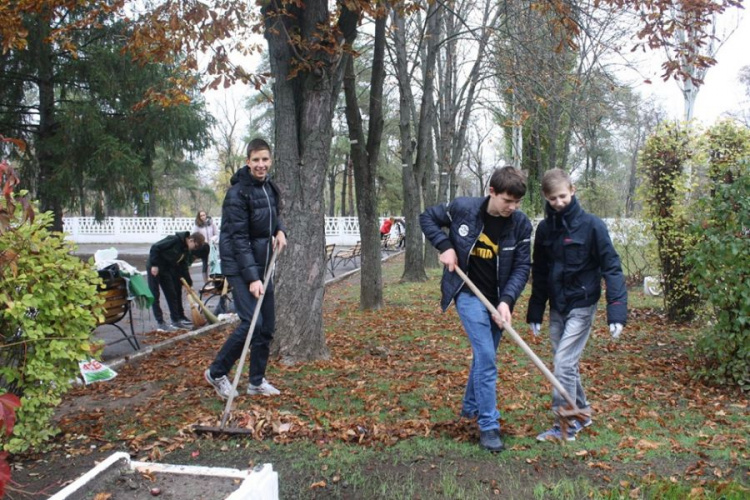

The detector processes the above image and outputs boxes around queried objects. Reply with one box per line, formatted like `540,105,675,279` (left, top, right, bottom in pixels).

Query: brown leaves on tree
2,0,739,108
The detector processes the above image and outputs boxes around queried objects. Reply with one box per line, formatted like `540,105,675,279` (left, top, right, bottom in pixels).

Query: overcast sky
634,11,750,124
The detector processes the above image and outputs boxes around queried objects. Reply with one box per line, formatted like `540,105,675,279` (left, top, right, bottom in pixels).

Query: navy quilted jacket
420,196,533,311
526,196,627,325
219,166,286,283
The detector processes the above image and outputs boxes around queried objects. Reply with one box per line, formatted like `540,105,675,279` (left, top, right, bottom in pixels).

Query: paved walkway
76,243,397,361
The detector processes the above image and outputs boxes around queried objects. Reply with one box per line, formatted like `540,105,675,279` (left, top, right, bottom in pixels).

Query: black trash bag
97,263,120,284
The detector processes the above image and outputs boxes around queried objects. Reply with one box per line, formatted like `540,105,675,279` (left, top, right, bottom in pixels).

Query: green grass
165,436,748,499
58,254,747,499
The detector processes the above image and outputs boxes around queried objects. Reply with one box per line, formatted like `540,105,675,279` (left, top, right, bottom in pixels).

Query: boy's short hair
489,166,527,198
541,168,573,195
247,138,271,158
189,232,206,248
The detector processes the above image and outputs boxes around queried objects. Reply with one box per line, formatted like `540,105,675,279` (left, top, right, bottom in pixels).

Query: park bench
332,241,361,271
325,243,336,276
94,272,140,351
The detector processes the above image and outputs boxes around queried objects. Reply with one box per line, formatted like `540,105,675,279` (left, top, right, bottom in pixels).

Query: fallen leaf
635,439,661,450
310,480,326,489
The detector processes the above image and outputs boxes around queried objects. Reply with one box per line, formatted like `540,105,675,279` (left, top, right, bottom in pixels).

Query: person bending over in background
147,231,206,332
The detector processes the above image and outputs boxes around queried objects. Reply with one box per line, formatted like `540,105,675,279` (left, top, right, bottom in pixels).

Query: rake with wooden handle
453,266,589,424
193,249,279,435
185,289,207,327
180,278,220,324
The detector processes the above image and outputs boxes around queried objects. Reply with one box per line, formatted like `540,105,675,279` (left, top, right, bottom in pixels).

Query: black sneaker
171,320,192,330
479,429,504,452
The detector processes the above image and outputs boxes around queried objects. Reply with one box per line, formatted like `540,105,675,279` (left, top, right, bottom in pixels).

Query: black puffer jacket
420,196,533,311
526,196,627,325
219,166,286,283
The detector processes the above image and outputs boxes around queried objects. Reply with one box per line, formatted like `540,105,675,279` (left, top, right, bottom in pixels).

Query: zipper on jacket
496,253,501,304
262,183,273,271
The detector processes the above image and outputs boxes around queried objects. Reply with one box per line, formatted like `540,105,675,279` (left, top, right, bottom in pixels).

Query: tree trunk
342,12,387,310
391,7,433,282
262,1,358,363
34,18,63,231
327,165,336,217
347,158,355,216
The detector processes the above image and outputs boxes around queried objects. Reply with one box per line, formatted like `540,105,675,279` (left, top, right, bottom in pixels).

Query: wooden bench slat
93,274,140,350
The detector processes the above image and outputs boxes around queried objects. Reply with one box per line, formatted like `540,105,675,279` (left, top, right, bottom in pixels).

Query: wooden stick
453,266,583,414
219,250,279,430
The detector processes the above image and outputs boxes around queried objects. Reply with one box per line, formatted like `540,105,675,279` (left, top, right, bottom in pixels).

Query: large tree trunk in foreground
263,1,358,363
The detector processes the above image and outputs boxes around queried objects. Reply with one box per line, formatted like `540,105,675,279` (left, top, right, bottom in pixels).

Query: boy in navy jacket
526,168,627,442
421,166,532,452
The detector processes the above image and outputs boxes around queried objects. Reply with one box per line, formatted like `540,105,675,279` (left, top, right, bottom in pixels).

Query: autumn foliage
0,0,742,105
1,141,104,454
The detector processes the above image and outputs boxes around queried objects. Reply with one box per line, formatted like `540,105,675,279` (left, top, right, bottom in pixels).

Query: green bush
1,196,104,453
687,121,750,390
638,122,700,321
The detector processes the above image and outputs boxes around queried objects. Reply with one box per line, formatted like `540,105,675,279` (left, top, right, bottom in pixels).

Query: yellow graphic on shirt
471,232,499,260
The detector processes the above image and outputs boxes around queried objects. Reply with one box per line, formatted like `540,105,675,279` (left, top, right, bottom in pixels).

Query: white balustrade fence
63,216,644,246
63,216,387,245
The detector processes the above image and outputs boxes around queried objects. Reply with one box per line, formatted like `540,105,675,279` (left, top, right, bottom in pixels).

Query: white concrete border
48,451,278,500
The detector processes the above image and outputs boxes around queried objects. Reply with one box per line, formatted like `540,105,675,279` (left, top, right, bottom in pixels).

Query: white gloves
609,323,623,339
529,323,541,337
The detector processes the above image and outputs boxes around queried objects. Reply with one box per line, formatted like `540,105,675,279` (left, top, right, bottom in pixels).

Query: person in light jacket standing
193,210,219,282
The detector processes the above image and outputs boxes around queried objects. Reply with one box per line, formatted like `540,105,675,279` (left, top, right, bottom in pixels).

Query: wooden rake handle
453,266,580,412
219,249,280,429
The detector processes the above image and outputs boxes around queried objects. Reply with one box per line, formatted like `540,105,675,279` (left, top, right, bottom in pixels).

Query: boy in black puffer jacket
204,138,287,401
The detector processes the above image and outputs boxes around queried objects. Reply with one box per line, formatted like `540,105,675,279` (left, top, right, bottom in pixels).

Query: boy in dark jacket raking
526,168,627,442
147,231,206,331
204,138,287,401
420,166,532,452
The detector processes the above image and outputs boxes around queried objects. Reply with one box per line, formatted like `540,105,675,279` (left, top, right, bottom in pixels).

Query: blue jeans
548,305,597,416
455,292,503,431
209,274,275,386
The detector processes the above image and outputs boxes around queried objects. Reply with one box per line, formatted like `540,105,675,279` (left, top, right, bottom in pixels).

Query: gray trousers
548,304,597,417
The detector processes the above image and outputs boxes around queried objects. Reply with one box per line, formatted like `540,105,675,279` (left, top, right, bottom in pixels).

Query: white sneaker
204,369,238,400
247,378,280,396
